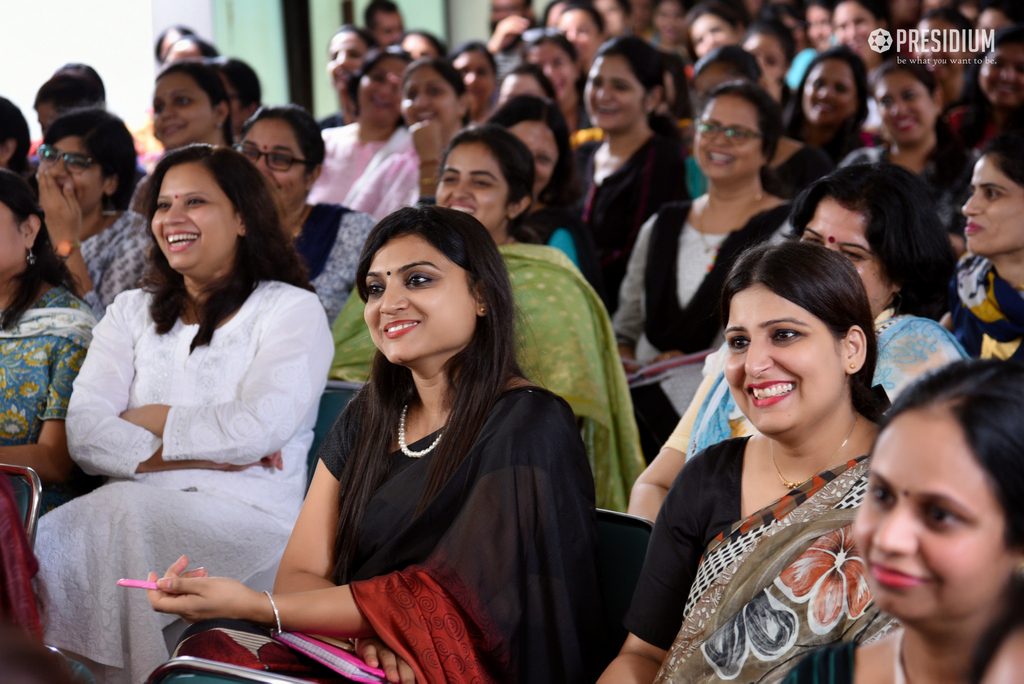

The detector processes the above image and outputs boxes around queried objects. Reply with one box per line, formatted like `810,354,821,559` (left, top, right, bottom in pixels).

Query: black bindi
387,271,391,276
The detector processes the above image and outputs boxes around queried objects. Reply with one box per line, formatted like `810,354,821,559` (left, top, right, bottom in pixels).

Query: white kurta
35,281,334,684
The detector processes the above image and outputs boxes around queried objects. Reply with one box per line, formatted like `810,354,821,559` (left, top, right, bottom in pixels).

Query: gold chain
771,416,858,489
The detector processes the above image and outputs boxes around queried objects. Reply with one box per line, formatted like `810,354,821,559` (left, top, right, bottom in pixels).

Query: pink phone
117,578,159,590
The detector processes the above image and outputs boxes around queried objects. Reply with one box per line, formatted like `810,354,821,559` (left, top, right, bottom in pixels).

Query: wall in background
1,0,542,143
4,1,156,140
211,0,290,107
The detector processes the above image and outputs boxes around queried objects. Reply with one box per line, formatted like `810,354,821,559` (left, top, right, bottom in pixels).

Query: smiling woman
599,241,892,684
33,145,334,683
330,126,644,510
149,206,606,683
951,133,1024,360
786,359,1024,684
152,61,232,151
238,105,375,323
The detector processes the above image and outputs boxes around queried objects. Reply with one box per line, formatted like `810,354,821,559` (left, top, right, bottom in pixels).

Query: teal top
547,228,580,268
0,287,101,512
787,48,819,89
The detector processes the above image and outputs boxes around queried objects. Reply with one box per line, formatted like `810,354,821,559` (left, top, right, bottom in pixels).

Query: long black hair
721,240,884,422
440,125,536,242
869,61,969,190
488,94,580,206
952,26,1024,150
790,163,956,321
785,46,870,162
592,36,679,139
0,97,31,175
142,145,311,351
331,206,525,583
0,170,74,329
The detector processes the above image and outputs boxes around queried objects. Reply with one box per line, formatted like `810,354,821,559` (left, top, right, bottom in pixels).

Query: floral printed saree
654,456,895,683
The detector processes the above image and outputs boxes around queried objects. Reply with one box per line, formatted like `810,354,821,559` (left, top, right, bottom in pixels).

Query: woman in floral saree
599,241,895,683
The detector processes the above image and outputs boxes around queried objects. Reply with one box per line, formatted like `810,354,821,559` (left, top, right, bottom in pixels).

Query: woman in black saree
145,206,605,683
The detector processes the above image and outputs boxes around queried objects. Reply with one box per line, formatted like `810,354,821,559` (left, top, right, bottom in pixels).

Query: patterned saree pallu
654,457,896,683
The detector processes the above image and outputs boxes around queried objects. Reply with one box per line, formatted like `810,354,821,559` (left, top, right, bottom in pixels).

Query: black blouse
624,437,749,650
318,387,607,681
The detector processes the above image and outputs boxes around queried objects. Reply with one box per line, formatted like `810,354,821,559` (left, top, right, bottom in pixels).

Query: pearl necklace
398,404,443,458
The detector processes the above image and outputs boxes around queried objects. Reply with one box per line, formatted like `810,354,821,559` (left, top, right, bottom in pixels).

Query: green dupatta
328,242,644,511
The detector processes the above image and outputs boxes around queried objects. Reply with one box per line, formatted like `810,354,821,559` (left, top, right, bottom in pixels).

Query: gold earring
478,307,486,315
849,363,857,370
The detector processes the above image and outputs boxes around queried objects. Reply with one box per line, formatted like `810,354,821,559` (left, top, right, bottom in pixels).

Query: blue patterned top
687,314,969,458
0,287,100,511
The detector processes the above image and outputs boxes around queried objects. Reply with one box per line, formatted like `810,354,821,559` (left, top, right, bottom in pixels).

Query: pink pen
117,578,160,590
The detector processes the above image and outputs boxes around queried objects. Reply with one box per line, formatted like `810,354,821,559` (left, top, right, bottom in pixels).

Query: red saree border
350,562,508,683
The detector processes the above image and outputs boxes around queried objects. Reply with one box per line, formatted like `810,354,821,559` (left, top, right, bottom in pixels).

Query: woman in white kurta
34,145,335,684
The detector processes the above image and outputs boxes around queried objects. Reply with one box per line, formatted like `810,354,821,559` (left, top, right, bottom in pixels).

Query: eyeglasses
522,27,565,44
234,143,308,171
37,144,96,174
696,120,764,143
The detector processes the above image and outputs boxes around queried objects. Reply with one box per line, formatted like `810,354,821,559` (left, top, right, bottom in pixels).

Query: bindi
387,271,391,276
828,236,835,243
175,195,179,199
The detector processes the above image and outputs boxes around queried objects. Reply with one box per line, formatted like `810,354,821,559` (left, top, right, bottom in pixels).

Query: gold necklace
770,417,858,489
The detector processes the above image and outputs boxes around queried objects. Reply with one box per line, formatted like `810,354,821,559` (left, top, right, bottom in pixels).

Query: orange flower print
774,525,871,635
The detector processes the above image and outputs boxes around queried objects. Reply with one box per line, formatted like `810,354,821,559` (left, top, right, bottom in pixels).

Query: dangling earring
26,248,36,266
890,291,903,315
101,193,117,216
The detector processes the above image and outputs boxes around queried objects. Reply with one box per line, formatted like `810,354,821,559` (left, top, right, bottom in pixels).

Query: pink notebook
273,632,387,683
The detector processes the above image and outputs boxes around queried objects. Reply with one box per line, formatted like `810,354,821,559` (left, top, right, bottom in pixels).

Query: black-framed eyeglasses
696,120,764,142
37,144,96,174
234,143,308,171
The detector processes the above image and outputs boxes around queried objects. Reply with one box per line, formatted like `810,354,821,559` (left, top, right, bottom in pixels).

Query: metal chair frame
147,656,312,684
1,462,42,546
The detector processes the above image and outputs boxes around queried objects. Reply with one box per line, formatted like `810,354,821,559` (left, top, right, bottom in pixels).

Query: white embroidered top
65,281,335,520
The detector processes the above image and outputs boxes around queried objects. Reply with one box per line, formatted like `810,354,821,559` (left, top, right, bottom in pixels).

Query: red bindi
175,195,179,199
828,236,835,243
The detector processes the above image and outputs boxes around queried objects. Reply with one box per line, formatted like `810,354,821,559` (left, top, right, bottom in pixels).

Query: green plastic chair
306,383,360,487
596,508,653,664
147,657,310,683
1,463,42,546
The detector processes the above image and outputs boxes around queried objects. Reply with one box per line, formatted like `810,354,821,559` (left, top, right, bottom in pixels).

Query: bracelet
263,590,282,636
55,239,81,259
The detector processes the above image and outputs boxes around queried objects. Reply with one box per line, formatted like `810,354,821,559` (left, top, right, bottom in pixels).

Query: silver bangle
263,590,282,636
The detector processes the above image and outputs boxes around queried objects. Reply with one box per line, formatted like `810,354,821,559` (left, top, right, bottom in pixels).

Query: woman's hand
357,637,417,684
36,167,83,244
410,121,444,169
135,448,283,473
147,555,271,625
120,404,171,437
619,345,640,374
487,15,531,53
653,350,685,364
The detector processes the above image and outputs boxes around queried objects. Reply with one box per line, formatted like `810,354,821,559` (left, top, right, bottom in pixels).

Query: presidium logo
868,28,892,53
867,27,996,65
